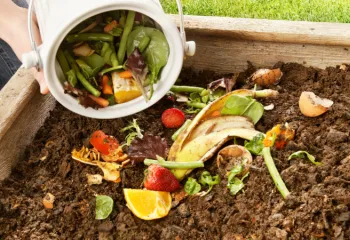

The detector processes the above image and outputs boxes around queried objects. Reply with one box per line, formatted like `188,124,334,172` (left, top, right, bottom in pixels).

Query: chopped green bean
66,33,113,43
171,85,206,93
76,71,101,97
117,11,135,63
56,49,70,76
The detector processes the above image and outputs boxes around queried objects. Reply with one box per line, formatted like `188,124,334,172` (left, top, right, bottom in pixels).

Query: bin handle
27,0,42,71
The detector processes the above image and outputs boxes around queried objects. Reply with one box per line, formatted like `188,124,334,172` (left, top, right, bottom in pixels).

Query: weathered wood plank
183,34,350,73
171,15,350,46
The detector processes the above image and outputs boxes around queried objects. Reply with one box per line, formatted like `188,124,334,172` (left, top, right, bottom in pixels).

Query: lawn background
160,0,350,23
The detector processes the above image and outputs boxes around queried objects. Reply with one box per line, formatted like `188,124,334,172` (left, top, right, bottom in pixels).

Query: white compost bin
22,0,195,119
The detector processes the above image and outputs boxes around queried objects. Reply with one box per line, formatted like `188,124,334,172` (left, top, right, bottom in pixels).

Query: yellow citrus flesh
113,78,142,104
123,189,172,220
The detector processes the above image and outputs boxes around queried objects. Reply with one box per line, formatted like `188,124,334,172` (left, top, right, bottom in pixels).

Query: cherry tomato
89,130,119,155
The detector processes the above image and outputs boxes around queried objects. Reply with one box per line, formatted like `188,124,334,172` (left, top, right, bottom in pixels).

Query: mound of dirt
1,63,349,239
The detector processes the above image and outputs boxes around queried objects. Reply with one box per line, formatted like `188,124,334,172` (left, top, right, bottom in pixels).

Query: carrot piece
118,70,133,78
104,20,118,33
89,95,109,108
102,75,113,95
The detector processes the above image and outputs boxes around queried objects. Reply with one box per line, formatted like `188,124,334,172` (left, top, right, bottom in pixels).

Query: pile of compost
1,62,349,239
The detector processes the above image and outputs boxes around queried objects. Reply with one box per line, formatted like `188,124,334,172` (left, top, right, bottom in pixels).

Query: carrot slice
102,75,113,95
89,95,109,108
118,70,133,79
104,20,118,33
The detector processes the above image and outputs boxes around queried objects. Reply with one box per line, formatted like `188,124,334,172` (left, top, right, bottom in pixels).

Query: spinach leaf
184,177,201,195
221,95,264,124
126,27,169,98
244,133,265,155
95,195,114,220
288,151,322,166
80,54,105,76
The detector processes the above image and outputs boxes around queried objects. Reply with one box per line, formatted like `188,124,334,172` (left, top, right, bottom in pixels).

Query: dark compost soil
1,62,350,240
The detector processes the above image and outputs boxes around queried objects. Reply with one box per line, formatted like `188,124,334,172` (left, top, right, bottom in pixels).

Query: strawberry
144,165,180,192
161,108,185,128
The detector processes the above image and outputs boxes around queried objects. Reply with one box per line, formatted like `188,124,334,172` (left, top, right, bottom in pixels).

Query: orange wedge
123,189,171,220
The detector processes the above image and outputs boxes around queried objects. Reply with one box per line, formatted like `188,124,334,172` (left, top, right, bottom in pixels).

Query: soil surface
1,63,350,240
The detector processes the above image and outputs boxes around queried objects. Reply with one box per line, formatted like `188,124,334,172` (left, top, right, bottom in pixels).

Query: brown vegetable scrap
251,68,283,87
43,193,55,209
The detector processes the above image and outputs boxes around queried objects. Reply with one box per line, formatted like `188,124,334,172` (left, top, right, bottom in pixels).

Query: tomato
89,130,119,155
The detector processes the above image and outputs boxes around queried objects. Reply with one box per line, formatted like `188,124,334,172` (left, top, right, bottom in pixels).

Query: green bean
99,66,123,76
63,50,79,72
170,85,206,93
144,159,204,169
110,44,119,67
117,11,135,63
66,69,77,87
56,49,70,75
138,36,151,53
66,33,113,43
63,50,79,86
76,71,101,97
172,119,192,141
101,42,119,67
186,102,206,109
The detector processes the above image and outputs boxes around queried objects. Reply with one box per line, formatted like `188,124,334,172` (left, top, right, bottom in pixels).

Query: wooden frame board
1,15,350,179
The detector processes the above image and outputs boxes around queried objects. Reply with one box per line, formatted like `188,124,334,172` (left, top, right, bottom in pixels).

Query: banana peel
187,116,254,142
172,128,261,180
168,89,277,161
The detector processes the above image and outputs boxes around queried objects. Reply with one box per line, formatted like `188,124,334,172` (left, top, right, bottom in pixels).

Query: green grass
160,0,350,23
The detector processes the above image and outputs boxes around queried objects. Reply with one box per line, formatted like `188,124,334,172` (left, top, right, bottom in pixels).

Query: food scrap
57,10,170,108
161,108,186,129
288,151,322,166
144,164,180,192
123,189,171,220
299,91,333,117
95,195,114,220
43,193,55,209
250,68,283,87
263,123,295,150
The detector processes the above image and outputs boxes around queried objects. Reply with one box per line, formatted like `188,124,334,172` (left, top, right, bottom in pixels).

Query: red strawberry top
161,108,185,129
144,164,180,192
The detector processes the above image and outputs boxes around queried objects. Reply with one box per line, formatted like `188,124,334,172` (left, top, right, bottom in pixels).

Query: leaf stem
262,147,290,199
144,159,204,169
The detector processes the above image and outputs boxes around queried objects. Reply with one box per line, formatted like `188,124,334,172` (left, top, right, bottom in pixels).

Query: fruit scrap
161,108,186,129
123,189,172,220
86,174,103,185
299,91,333,117
263,123,295,150
90,130,119,155
251,68,283,87
101,146,128,162
144,164,180,192
43,193,55,209
71,146,100,165
96,162,121,183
